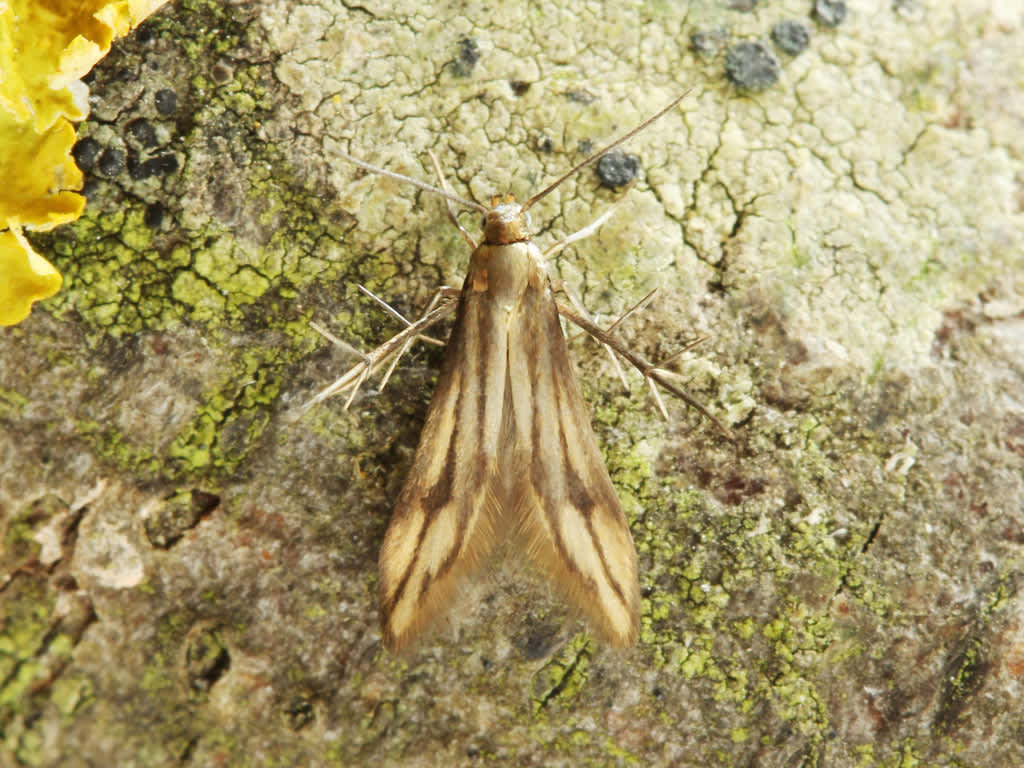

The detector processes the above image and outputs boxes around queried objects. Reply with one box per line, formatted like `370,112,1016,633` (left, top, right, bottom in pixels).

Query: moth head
483,194,532,245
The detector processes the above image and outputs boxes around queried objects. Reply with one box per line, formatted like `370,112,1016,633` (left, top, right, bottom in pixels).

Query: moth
309,92,729,651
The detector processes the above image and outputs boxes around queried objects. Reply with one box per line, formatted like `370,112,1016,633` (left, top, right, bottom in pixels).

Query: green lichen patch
530,634,593,714
165,344,286,478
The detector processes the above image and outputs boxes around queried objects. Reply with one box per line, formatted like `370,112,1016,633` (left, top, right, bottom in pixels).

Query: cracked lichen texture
2,0,1023,766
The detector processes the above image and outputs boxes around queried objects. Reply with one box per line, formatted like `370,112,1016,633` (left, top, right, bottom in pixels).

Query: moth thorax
483,200,531,245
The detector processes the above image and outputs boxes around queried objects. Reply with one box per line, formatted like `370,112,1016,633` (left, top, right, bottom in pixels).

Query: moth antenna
338,151,488,213
522,90,692,213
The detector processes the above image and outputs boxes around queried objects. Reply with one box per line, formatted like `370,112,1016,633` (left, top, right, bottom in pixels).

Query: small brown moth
311,92,729,651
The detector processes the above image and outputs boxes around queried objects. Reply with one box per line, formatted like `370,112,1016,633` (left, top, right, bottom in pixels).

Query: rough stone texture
2,1,1023,766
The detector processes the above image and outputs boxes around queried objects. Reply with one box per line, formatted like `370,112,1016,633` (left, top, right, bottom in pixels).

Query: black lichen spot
145,489,220,548
211,61,232,84
813,0,848,27
154,88,178,115
97,147,126,177
724,40,781,91
578,139,594,156
452,36,480,77
131,152,180,180
509,80,531,97
537,135,554,153
772,20,810,55
135,25,154,45
151,152,180,175
144,202,165,230
185,628,230,692
126,118,158,148
690,27,727,56
518,621,559,660
596,151,639,188
283,694,315,731
128,151,151,181
72,137,102,172
565,88,595,104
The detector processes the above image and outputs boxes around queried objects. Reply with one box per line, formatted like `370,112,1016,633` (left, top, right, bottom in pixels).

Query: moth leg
554,298,733,439
366,284,464,392
426,149,477,249
302,296,458,413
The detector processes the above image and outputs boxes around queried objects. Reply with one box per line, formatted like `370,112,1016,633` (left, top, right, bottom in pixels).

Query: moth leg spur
304,291,458,412
555,299,733,439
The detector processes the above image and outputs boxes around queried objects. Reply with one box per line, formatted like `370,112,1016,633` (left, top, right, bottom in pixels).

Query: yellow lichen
0,228,63,326
0,0,170,326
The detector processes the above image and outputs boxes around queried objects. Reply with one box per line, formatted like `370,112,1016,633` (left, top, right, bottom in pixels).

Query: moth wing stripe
379,277,511,649
509,280,639,645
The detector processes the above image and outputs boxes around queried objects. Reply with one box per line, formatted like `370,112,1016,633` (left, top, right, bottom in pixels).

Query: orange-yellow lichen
0,228,63,326
0,0,170,326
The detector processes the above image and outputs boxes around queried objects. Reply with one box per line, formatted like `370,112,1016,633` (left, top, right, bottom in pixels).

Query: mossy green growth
166,344,285,477
149,0,260,63
530,634,593,714
0,387,29,419
50,675,93,718
880,738,922,768
0,577,54,685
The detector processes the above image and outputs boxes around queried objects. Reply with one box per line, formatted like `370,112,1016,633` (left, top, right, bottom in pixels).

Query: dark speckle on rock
185,627,230,692
596,151,639,188
509,80,531,97
127,118,158,148
151,152,180,175
518,622,559,660
283,695,315,731
690,27,727,56
128,151,149,180
772,20,811,55
97,147,126,177
154,87,178,115
453,36,480,77
814,0,848,27
72,137,102,172
537,135,554,153
724,41,781,91
212,61,232,84
129,152,178,181
144,202,165,230
565,88,595,104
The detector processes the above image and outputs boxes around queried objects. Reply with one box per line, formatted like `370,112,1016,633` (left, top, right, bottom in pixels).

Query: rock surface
2,1,1023,766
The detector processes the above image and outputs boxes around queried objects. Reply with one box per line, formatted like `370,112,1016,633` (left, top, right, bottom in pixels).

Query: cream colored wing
504,280,640,646
378,280,507,652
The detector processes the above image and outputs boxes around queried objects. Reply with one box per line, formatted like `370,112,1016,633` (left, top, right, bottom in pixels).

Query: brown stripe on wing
508,278,640,646
378,284,505,651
